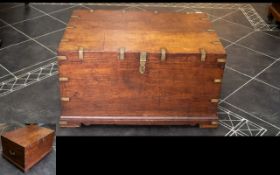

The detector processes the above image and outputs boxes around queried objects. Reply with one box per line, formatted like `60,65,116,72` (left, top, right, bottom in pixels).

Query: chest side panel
25,132,54,170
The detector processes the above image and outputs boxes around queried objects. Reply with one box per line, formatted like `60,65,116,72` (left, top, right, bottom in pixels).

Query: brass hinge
217,58,226,63
119,47,125,60
210,99,219,103
160,48,166,61
61,97,70,102
214,79,222,83
57,56,67,61
200,48,206,62
59,77,69,82
139,52,147,74
78,47,84,60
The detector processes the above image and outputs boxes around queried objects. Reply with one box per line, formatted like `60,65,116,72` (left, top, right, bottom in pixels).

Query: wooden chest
58,10,226,128
1,125,54,172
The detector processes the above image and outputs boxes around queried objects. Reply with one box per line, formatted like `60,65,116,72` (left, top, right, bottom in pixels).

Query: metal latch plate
139,52,147,74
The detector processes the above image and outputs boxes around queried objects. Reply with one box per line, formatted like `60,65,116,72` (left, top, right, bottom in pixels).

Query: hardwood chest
1,125,54,172
58,10,226,128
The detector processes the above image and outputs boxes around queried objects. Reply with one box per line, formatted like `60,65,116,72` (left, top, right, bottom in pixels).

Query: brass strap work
214,79,222,83
59,77,69,82
78,47,84,60
139,52,147,74
200,48,206,62
57,56,67,61
160,48,166,61
211,121,218,125
72,15,80,18
67,26,75,29
61,39,69,42
217,58,226,63
119,47,125,60
210,99,219,103
61,97,70,102
210,41,222,45
207,29,215,32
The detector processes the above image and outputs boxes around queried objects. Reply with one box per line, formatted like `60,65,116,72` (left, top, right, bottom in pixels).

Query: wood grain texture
58,10,226,128
59,53,223,116
1,125,55,172
58,10,225,54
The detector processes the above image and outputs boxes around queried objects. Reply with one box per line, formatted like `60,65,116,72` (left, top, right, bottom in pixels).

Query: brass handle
9,150,16,156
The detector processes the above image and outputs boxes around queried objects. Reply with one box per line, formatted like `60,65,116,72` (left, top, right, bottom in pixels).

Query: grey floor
0,123,56,175
0,3,279,136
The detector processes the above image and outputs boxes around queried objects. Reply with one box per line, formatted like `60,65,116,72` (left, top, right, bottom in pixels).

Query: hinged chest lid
58,10,226,55
1,125,54,148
